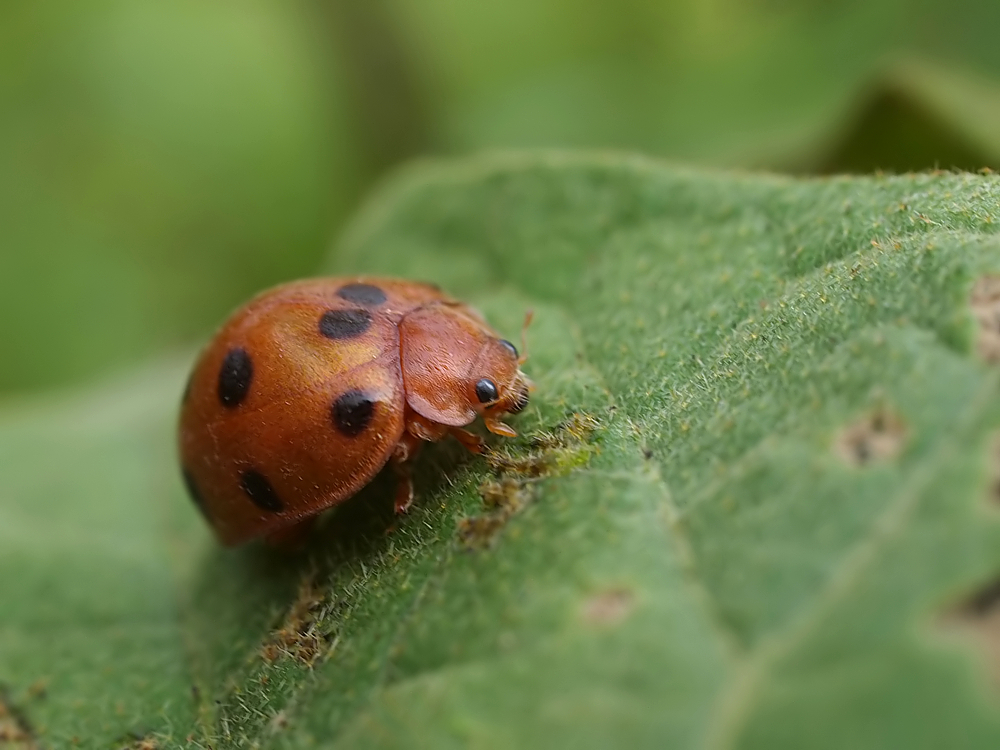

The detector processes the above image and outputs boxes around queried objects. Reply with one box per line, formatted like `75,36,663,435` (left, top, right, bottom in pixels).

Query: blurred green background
3,0,1000,398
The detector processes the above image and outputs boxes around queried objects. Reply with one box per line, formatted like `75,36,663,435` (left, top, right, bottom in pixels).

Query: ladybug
178,277,532,546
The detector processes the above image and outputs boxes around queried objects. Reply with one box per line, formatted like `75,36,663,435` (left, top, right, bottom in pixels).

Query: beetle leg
390,432,423,514
405,412,448,442
449,427,486,454
392,470,415,515
483,416,517,438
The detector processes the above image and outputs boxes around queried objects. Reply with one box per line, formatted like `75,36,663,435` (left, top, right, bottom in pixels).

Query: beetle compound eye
475,378,500,404
498,339,518,358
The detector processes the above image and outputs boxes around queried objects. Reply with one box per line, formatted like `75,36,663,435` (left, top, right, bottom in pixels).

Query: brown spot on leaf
972,275,1000,363
941,577,1000,688
986,433,1000,507
457,513,512,550
581,588,635,626
835,406,906,466
0,691,36,747
458,478,534,550
481,477,532,513
261,576,336,666
269,710,290,733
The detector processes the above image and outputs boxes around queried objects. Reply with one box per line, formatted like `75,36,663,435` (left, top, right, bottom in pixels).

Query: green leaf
4,154,1000,748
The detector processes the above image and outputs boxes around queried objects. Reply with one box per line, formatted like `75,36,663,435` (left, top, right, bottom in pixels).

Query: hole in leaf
971,275,1000,363
835,406,907,466
941,577,1000,689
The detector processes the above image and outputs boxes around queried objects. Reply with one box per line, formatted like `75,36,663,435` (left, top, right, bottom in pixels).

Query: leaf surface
3,154,1000,748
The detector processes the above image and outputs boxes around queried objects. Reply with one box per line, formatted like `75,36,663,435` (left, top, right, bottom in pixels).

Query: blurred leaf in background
815,58,1000,174
388,0,1000,171
4,0,1000,397
0,0,360,394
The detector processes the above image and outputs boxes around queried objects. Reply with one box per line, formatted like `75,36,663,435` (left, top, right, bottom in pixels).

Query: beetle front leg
483,416,517,438
449,427,485,454
390,431,423,514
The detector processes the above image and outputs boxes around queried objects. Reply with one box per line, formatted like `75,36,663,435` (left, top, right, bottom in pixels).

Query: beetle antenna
518,309,533,365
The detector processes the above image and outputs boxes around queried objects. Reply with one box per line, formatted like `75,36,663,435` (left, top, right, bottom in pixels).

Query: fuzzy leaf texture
3,153,1000,748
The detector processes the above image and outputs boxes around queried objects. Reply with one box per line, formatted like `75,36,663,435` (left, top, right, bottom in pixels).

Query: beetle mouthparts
508,383,530,414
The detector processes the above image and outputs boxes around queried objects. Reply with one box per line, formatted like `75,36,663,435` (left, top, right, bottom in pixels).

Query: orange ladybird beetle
178,277,532,546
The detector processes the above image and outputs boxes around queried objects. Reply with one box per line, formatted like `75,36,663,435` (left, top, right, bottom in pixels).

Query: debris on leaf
260,575,338,666
457,513,513,550
460,412,600,549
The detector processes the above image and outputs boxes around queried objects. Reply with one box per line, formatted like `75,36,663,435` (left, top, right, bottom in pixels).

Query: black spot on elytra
240,470,284,513
332,390,376,436
337,283,387,307
318,309,372,339
218,348,253,407
182,468,210,519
